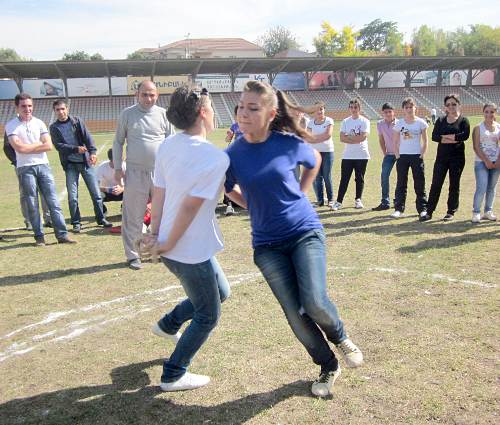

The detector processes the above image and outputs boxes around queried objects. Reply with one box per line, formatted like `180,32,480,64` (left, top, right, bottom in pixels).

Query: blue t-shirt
225,131,322,247
230,122,243,140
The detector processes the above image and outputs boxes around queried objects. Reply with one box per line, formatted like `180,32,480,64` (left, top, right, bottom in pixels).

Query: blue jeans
313,152,334,204
159,257,230,383
473,161,500,213
380,154,396,206
65,163,105,225
253,228,346,370
16,164,68,239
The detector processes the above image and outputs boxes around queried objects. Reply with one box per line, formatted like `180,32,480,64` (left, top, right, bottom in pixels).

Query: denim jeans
159,257,230,383
253,228,346,371
65,163,105,225
380,155,396,207
17,171,50,225
473,161,500,213
16,164,68,239
313,152,334,204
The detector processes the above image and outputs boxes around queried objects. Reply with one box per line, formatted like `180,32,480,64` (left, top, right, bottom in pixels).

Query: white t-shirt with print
153,133,230,264
5,116,49,168
96,160,126,189
340,116,371,159
475,122,500,162
307,117,334,152
394,117,428,155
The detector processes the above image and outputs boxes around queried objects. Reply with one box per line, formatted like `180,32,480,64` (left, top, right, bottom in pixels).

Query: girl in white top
471,103,500,222
143,86,230,392
307,102,335,207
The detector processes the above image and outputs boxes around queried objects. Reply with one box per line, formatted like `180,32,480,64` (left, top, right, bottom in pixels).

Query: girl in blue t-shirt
225,81,363,397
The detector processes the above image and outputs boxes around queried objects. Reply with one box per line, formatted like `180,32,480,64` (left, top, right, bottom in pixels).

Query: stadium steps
211,94,233,127
349,89,381,119
460,87,485,105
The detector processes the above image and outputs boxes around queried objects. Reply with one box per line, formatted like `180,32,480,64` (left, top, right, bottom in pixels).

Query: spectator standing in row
50,99,111,233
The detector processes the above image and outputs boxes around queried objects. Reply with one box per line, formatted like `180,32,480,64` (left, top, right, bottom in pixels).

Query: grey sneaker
128,258,143,270
311,366,341,397
160,372,210,392
330,201,342,211
35,236,46,246
336,338,363,368
72,224,81,233
152,322,181,343
57,236,77,244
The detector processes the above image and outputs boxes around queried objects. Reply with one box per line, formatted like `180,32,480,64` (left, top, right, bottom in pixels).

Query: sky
1,0,497,60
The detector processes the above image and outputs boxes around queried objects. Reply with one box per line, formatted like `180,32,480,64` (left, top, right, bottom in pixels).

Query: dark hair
242,81,310,140
381,102,394,111
167,86,210,130
52,99,67,109
402,97,415,108
14,93,32,106
483,103,497,112
107,148,113,161
233,105,238,116
349,98,361,109
444,94,460,105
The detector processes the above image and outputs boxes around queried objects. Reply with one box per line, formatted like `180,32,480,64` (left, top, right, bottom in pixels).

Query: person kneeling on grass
141,86,230,392
225,81,363,398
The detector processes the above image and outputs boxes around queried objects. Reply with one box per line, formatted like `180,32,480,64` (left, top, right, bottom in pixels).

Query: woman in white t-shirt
143,87,230,392
391,97,429,219
471,103,500,222
307,102,334,207
331,99,370,210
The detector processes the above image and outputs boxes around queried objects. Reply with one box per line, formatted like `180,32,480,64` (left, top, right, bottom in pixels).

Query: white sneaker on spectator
330,201,342,211
354,198,364,209
390,210,403,219
160,372,210,392
311,366,341,397
336,338,364,368
482,211,497,221
225,205,235,216
152,323,181,343
471,213,481,223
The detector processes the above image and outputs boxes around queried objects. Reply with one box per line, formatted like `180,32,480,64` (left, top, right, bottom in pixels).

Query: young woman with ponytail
225,81,363,397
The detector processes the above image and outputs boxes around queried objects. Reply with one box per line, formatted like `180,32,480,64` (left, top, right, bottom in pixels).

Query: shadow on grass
0,262,126,287
0,359,311,425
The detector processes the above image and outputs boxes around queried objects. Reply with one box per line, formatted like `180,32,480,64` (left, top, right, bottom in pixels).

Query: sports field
0,118,498,424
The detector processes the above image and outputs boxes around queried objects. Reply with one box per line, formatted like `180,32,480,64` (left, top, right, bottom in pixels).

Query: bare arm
393,130,401,158
300,150,321,193
226,185,248,209
8,133,52,154
472,126,495,168
309,124,333,144
340,132,367,144
378,133,387,155
420,128,428,158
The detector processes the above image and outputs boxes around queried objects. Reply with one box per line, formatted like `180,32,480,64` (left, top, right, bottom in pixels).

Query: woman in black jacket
421,94,470,221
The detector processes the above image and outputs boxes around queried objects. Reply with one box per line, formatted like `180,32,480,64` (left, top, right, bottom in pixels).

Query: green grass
0,119,498,424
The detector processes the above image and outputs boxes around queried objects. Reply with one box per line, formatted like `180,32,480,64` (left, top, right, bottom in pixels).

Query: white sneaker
152,323,181,343
160,372,210,392
471,213,481,223
354,198,364,209
225,205,235,216
482,211,497,221
336,338,364,368
390,210,403,219
311,366,341,397
330,201,342,211
327,201,335,209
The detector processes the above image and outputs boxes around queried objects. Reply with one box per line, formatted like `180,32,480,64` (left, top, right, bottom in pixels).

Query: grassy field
0,118,498,425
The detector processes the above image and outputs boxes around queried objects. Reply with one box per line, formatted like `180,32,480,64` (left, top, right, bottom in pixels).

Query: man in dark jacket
49,99,111,232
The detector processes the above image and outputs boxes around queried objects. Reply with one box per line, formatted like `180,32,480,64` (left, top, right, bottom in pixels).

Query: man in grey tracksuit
113,80,175,269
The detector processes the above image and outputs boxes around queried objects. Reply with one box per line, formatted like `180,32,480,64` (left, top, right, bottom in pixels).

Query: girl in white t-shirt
141,87,230,392
471,103,500,222
391,97,429,219
307,102,334,207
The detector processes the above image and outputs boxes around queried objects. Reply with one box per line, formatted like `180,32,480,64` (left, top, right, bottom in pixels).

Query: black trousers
336,159,368,203
427,155,465,216
102,192,123,214
394,155,427,213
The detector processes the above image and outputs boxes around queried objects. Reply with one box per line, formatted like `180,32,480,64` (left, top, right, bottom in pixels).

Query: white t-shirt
475,122,500,162
307,117,334,152
394,117,428,155
5,116,49,168
340,116,371,159
96,160,126,189
153,133,230,264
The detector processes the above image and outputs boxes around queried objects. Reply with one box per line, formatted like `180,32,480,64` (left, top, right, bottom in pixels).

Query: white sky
2,0,497,60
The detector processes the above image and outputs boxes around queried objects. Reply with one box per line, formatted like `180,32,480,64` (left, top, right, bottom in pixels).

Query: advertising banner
272,73,306,91
127,76,190,94
378,72,406,88
195,74,269,92
22,79,65,98
0,79,19,100
111,77,127,95
472,69,495,86
67,78,109,97
309,71,355,90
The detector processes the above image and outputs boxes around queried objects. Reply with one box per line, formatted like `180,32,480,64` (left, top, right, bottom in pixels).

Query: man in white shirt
96,148,125,213
6,94,75,245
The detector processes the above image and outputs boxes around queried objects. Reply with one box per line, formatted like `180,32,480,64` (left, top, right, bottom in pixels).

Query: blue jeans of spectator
65,162,105,225
313,152,334,205
253,228,346,371
16,164,68,239
473,161,500,213
159,257,230,383
17,171,50,225
380,154,396,207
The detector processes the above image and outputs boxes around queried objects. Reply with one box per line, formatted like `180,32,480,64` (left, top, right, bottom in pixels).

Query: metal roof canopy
1,56,499,80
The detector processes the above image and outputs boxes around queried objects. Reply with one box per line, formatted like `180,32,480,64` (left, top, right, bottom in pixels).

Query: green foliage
61,51,104,61
313,22,358,57
256,26,300,57
0,48,27,62
358,19,402,53
126,50,150,60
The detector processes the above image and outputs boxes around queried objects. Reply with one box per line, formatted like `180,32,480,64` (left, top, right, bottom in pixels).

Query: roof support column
436,69,443,87
405,70,411,88
495,68,500,85
466,69,473,87
373,71,379,89
305,72,310,91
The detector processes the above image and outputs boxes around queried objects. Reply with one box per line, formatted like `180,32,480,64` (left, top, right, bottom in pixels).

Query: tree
313,22,359,57
0,48,25,62
61,51,104,61
90,53,104,61
358,19,401,52
462,25,500,56
126,50,150,60
256,26,300,57
411,25,438,56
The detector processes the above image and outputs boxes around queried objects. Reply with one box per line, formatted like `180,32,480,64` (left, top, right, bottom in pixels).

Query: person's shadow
0,359,312,424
